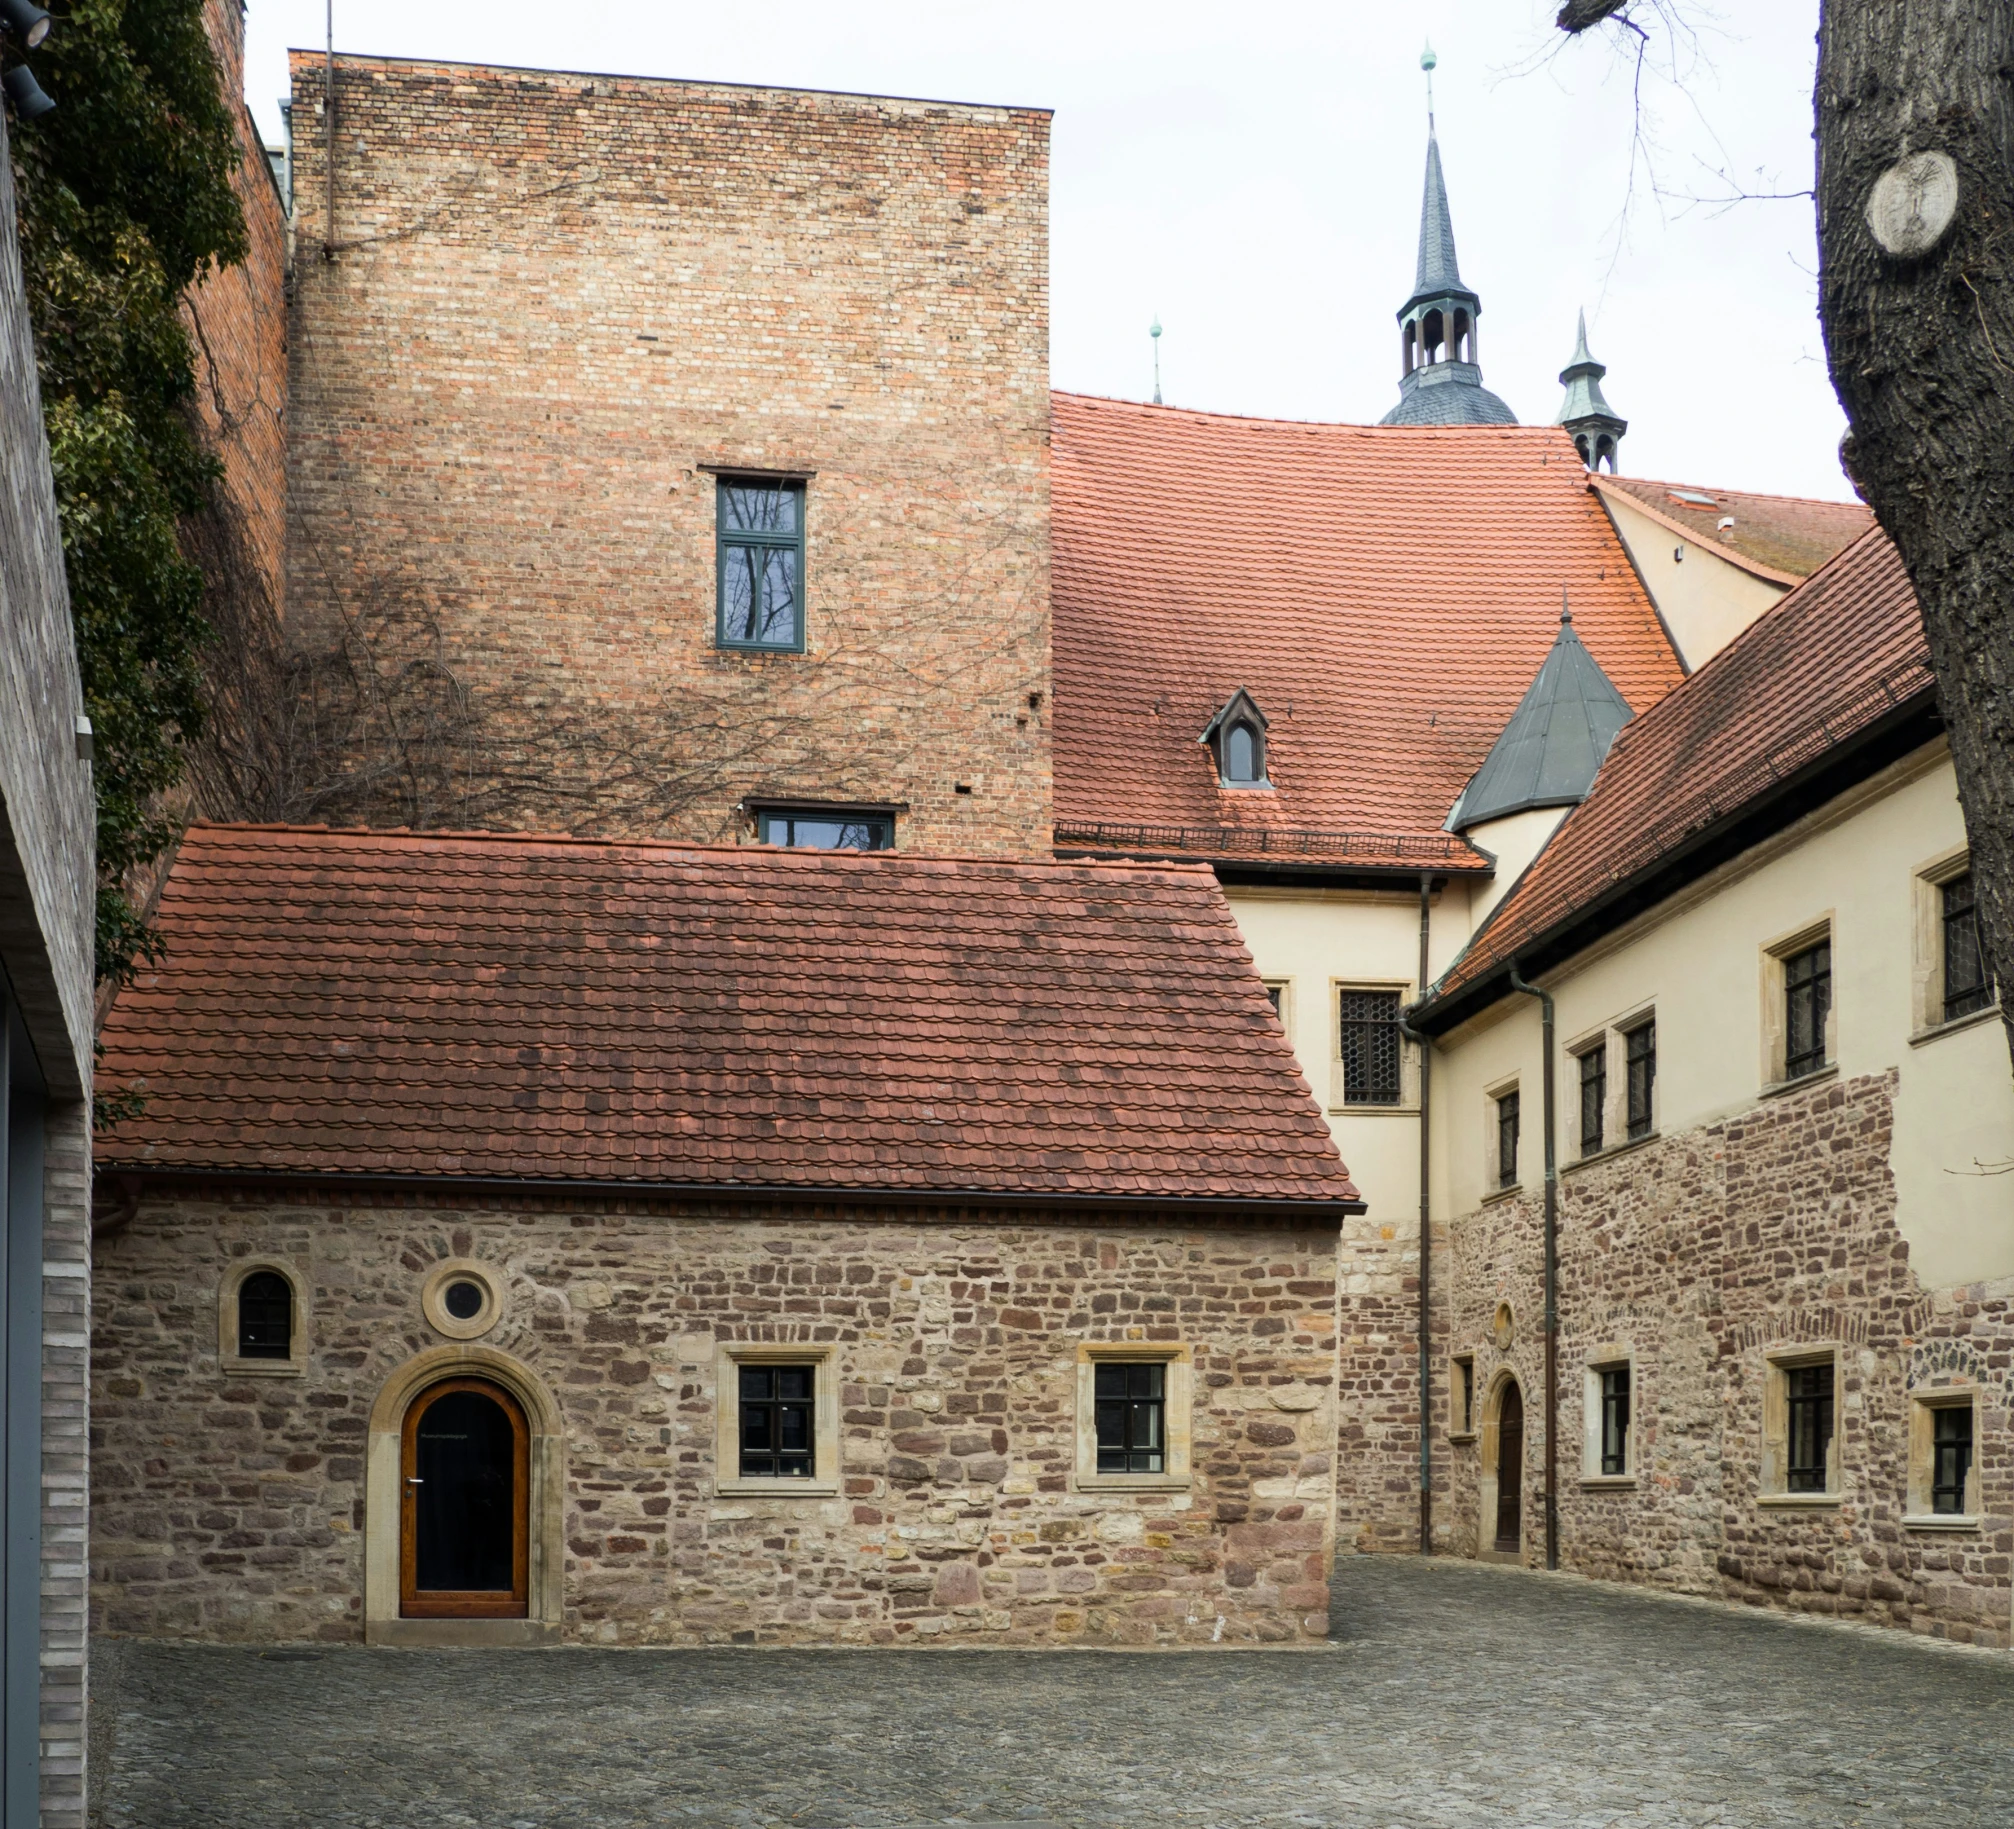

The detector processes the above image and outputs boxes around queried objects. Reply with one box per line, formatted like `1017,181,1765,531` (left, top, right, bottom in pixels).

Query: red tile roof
1427,528,1935,1014
96,825,1358,1209
1050,394,1686,853
1594,475,1872,584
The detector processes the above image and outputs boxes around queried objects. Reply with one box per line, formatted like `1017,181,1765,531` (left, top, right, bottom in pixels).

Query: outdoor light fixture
2,62,53,119
0,0,49,49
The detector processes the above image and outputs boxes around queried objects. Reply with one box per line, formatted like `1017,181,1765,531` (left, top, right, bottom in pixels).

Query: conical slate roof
1406,133,1477,311
1556,310,1623,428
1382,370,1518,427
1450,599,1633,831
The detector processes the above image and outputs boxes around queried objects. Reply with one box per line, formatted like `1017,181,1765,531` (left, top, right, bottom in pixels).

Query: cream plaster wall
1430,744,2014,1289
1456,807,1570,931
1600,491,1788,672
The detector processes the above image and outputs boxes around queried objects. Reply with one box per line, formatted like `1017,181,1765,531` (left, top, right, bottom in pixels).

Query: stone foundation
92,1192,1341,1647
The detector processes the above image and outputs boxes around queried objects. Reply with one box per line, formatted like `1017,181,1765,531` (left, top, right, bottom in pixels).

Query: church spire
1555,309,1627,472
1380,47,1517,429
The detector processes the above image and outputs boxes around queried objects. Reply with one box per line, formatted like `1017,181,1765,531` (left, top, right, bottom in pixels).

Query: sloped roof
96,825,1358,1209
1380,365,1519,428
1594,474,1871,583
1049,395,1686,854
1426,528,1935,1018
1452,605,1635,830
1555,310,1623,431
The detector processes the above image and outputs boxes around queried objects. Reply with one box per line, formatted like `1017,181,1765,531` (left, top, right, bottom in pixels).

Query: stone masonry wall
1445,1070,2014,1647
283,55,1052,853
91,1193,1339,1647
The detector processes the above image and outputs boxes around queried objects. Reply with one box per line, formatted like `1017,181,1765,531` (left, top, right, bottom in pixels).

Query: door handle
406,1477,424,1485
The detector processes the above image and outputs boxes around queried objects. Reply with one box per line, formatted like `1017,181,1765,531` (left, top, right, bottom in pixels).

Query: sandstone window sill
1902,1512,1982,1533
1447,1431,1477,1445
1908,1003,2002,1048
1479,1183,1524,1207
715,1478,840,1499
1756,1491,1844,1510
1073,1473,1193,1493
1761,1063,1838,1100
1562,1131,1660,1177
1578,1474,1638,1490
223,1358,307,1379
1327,1103,1421,1118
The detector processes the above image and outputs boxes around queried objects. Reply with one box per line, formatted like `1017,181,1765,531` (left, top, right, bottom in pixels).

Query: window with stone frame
1495,1087,1520,1189
1576,1038,1606,1156
1336,987,1405,1107
1598,1365,1630,1474
1074,1346,1192,1489
1906,1391,1981,1523
218,1260,307,1375
1940,872,1992,1023
1581,1355,1634,1482
1450,1355,1476,1438
715,1343,840,1496
1760,1347,1841,1501
1623,1019,1655,1141
1783,940,1832,1081
738,1363,816,1478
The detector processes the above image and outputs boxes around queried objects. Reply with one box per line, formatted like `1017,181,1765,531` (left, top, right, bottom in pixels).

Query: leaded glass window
739,1364,815,1478
1784,940,1831,1080
1339,990,1403,1106
1625,1021,1655,1141
717,478,805,651
1599,1365,1630,1476
1786,1362,1834,1494
1931,1404,1973,1515
1496,1089,1520,1190
237,1271,293,1360
758,811,892,851
1578,1042,1606,1155
1942,873,1991,1023
1094,1362,1165,1473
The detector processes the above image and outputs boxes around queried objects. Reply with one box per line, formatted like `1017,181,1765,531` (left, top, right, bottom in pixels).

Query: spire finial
1150,315,1163,407
1421,40,1437,130
1560,587,1573,626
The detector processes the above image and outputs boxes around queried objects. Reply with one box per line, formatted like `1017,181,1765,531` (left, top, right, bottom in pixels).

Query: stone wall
91,1192,1340,1647
282,54,1052,852
1444,1070,2014,1646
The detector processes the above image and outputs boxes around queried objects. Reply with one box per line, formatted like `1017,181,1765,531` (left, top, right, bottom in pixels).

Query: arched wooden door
400,1378,530,1619
1494,1381,1524,1553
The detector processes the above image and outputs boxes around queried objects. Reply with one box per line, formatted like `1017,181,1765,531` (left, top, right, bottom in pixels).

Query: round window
420,1260,503,1340
444,1279,485,1322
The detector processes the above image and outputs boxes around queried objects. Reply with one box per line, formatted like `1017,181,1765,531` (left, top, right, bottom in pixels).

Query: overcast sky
244,2,1850,501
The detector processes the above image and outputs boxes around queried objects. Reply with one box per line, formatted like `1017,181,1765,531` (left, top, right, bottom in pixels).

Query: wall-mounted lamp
2,63,52,119
0,0,50,49
2,0,55,122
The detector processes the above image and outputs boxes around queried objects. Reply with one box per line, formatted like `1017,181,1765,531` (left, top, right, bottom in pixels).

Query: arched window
1202,688,1270,789
1451,309,1471,364
1225,722,1261,784
1421,308,1445,364
237,1270,294,1360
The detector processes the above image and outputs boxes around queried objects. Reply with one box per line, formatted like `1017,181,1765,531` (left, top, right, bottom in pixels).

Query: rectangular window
1452,1356,1474,1436
1578,1042,1606,1155
1624,1021,1655,1141
1942,873,1991,1023
1931,1404,1974,1516
1263,982,1284,1017
1094,1362,1166,1474
758,810,892,851
1496,1089,1520,1190
1784,941,1831,1080
738,1364,815,1479
1338,990,1403,1106
1600,1366,1631,1476
716,478,805,651
1785,1362,1834,1494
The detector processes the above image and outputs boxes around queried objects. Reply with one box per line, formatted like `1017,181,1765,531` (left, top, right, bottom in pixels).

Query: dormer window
1200,688,1270,790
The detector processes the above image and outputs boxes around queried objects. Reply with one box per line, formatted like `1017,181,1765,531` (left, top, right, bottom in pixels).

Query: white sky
244,1,1852,501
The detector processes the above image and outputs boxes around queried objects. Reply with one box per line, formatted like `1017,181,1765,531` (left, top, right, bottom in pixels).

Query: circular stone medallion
1866,151,1958,258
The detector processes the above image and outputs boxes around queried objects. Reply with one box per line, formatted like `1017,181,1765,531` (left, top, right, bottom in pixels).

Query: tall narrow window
237,1271,294,1360
1625,1021,1655,1141
1496,1089,1520,1189
738,1364,815,1478
1931,1405,1973,1515
1339,990,1403,1106
1095,1362,1166,1473
1599,1365,1631,1476
1785,1362,1834,1493
1578,1042,1606,1155
1452,1357,1474,1435
716,478,805,652
1942,873,1991,1022
1784,940,1831,1080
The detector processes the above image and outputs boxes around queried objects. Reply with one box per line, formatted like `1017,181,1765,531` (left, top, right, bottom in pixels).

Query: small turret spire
1555,308,1627,473
1150,315,1163,406
1422,39,1436,129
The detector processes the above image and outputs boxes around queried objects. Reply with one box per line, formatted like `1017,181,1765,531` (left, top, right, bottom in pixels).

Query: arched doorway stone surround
1475,1369,1527,1566
365,1344,565,1645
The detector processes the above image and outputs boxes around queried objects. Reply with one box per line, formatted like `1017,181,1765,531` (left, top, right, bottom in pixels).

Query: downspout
323,2,337,260
1507,960,1559,1573
1397,872,1433,1555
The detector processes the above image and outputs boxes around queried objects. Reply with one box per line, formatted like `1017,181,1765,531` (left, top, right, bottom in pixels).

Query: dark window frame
1624,1020,1655,1141
1785,1360,1835,1494
1496,1088,1520,1190
1577,1040,1606,1155
1929,1401,1974,1516
1219,718,1268,787
1783,938,1832,1081
1940,871,1992,1024
757,808,893,851
737,1362,817,1480
1338,988,1405,1107
1452,1356,1475,1435
1598,1364,1631,1476
1094,1361,1167,1474
235,1269,295,1361
715,475,808,654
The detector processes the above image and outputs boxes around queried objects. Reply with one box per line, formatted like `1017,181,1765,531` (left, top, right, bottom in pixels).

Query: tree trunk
1816,2,2014,1066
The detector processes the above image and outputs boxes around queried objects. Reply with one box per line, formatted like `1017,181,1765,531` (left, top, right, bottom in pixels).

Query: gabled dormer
1200,688,1271,789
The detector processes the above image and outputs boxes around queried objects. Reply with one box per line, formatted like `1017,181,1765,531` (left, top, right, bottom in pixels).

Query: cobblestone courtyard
90,1559,2014,1829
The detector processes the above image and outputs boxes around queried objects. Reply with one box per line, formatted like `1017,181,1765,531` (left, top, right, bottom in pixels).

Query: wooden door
400,1377,529,1619
1494,1381,1524,1552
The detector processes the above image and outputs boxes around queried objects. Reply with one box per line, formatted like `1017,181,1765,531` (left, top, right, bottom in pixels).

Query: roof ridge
1052,391,1580,442
1600,474,1871,512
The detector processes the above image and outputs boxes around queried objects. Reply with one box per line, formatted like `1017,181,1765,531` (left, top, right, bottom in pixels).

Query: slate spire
1556,309,1627,473
1449,593,1633,831
1412,132,1468,304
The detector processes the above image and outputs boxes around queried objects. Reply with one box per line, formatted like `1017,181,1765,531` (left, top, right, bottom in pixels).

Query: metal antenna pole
1422,40,1437,131
1150,316,1163,406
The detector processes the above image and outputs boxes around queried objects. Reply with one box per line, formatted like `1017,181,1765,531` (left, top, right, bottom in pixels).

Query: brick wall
283,55,1052,853
1445,1071,2013,1646
91,1193,1339,1647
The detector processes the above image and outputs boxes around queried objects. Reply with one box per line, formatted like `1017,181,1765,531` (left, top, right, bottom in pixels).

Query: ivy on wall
6,0,245,988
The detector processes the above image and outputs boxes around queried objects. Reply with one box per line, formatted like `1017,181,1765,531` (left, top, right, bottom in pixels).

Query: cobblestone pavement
91,1559,2014,1829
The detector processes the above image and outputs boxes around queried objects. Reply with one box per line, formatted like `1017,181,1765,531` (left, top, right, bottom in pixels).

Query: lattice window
1625,1021,1655,1141
1942,873,1991,1023
1578,1042,1606,1154
1496,1089,1520,1189
1784,941,1832,1079
1338,990,1403,1105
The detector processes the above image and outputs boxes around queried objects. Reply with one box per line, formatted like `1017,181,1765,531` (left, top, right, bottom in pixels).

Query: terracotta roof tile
1429,528,1933,1010
1051,394,1685,850
97,826,1357,1207
1594,475,1872,583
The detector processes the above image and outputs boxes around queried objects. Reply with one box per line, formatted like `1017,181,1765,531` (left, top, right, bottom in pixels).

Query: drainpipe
1397,872,1434,1556
1507,960,1560,1573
